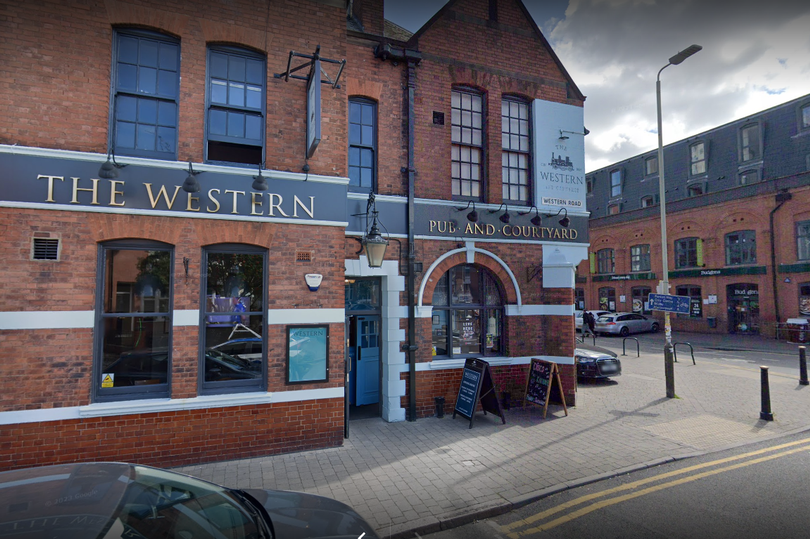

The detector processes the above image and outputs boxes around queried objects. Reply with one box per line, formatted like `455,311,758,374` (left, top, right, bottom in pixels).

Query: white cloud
547,0,810,170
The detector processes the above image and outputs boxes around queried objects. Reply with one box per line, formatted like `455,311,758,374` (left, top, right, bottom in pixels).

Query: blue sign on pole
648,293,691,314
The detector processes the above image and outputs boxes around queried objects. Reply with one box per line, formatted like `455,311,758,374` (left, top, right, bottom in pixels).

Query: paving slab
175,332,810,539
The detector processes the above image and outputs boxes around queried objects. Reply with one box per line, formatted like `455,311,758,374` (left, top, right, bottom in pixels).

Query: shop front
727,283,760,335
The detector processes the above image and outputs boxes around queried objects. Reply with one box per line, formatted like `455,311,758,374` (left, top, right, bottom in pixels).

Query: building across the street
0,0,589,470
578,94,810,338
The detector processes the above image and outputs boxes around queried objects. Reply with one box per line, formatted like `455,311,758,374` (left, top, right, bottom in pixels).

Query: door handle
358,346,361,361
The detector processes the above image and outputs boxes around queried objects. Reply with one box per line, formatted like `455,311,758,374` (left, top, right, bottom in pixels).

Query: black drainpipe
374,43,421,420
770,190,792,328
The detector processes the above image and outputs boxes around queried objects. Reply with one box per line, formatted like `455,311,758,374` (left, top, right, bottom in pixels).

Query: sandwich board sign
452,358,505,429
524,359,568,419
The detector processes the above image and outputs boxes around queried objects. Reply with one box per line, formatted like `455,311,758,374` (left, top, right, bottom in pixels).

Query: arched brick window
431,265,504,358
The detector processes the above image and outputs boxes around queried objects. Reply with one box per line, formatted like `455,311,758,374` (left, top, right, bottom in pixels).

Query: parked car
574,310,610,332
575,344,622,379
594,312,660,336
0,462,380,539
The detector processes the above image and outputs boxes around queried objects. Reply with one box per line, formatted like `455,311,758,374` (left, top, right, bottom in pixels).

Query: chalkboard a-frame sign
525,359,568,419
452,358,506,429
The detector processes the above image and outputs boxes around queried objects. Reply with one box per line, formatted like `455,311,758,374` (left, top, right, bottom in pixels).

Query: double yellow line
501,436,810,538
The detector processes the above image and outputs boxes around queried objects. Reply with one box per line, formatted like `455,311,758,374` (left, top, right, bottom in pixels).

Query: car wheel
619,326,630,337
651,323,660,332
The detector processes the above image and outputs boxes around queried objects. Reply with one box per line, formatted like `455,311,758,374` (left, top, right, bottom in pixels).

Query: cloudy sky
384,0,810,172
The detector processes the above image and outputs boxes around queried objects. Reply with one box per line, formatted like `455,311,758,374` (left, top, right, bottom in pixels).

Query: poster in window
287,325,328,383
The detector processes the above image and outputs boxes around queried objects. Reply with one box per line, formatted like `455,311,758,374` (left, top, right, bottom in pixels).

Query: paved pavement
176,332,810,538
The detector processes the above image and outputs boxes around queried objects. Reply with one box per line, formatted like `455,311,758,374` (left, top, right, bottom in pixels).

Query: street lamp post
656,44,702,398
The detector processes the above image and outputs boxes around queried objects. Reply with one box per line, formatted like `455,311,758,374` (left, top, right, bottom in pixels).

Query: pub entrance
727,283,760,335
344,278,382,427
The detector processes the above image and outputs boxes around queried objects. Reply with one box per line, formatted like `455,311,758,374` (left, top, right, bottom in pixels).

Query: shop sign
668,266,767,279
0,150,347,223
592,272,656,282
414,204,587,244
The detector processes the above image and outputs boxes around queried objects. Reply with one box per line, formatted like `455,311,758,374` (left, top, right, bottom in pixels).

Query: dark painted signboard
414,203,588,243
452,358,505,428
649,293,691,314
525,358,567,419
0,150,346,223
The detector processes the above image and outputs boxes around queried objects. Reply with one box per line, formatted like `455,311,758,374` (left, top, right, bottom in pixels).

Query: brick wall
0,399,343,472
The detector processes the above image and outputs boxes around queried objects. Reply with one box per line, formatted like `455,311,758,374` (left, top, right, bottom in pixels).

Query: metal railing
622,337,639,357
673,342,695,365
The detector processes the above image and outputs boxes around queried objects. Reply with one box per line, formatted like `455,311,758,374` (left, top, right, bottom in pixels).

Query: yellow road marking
501,436,810,535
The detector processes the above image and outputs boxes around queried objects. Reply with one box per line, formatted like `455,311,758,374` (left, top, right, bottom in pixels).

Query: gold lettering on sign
485,224,495,236
223,190,244,215
186,192,200,212
268,193,289,217
109,180,125,206
251,192,263,216
37,174,64,202
206,189,221,213
144,184,182,209
293,195,315,218
71,177,99,205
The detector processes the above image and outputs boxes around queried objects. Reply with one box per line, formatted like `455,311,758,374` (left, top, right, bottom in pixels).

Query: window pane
484,310,501,354
204,320,263,383
246,59,263,85
158,69,176,97
138,66,157,94
349,123,361,144
102,317,169,387
117,64,137,92
209,109,226,135
361,148,372,167
137,99,157,123
245,114,262,140
228,82,245,107
206,252,264,312
246,86,262,109
453,310,481,355
211,80,227,104
117,95,137,121
157,127,175,153
210,53,228,79
229,56,246,81
432,274,448,305
350,102,361,124
136,124,156,151
362,125,373,145
158,101,176,126
139,39,158,67
227,111,244,137
118,36,138,64
431,310,449,356
116,121,136,149
158,42,178,70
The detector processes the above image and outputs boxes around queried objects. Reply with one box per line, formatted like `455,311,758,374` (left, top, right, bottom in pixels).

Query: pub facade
0,0,588,470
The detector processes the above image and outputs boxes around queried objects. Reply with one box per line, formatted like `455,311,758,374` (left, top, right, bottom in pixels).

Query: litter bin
786,318,809,343
707,317,717,328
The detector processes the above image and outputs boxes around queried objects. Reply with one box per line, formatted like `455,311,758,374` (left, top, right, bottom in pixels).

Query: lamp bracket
274,45,346,89
526,265,542,283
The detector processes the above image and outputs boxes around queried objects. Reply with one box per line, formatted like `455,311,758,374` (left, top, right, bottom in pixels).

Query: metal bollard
760,366,774,421
800,346,809,386
434,396,445,418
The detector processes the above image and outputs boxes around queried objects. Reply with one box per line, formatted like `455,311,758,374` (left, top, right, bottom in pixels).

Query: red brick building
0,0,588,470
578,94,810,338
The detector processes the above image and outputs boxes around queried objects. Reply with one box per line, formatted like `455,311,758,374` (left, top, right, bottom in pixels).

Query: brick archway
418,246,520,308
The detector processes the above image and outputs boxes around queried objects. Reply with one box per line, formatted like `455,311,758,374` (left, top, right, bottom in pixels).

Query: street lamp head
669,44,702,66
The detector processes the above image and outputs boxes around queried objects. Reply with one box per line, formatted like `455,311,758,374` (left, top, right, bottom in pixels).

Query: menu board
453,358,506,428
524,359,568,419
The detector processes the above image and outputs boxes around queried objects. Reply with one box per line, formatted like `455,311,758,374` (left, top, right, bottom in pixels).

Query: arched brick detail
199,19,267,53
104,0,189,37
420,251,518,306
347,81,383,102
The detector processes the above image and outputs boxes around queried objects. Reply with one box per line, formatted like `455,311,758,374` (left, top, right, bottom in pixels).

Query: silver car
595,312,660,336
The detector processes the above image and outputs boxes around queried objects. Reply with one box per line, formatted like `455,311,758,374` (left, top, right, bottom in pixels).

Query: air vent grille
33,238,59,260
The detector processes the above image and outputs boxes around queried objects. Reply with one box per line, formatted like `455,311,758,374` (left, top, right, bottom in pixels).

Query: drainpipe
374,43,421,420
770,190,792,329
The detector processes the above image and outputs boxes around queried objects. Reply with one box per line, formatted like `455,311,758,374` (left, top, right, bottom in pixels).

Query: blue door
354,316,380,406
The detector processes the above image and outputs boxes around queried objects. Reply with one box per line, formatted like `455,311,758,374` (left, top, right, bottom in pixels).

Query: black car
575,344,622,379
0,462,380,539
